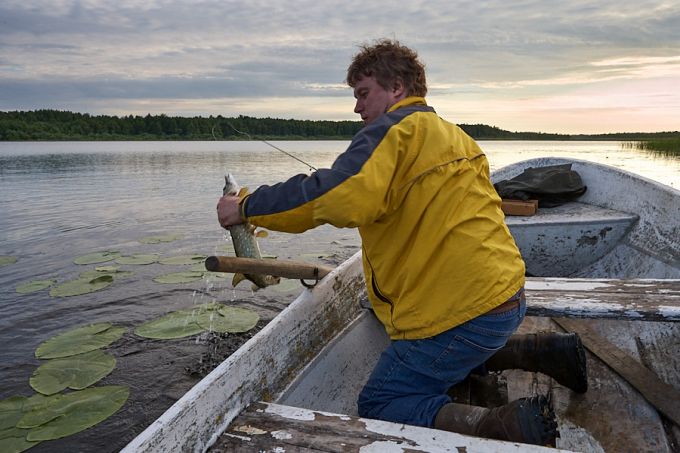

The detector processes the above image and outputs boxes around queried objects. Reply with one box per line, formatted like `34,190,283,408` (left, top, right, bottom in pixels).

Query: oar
205,256,334,283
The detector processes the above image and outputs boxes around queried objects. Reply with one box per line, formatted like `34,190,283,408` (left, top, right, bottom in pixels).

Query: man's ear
392,79,407,99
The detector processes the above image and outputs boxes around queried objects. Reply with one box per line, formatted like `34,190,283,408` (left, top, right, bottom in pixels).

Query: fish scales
223,173,280,289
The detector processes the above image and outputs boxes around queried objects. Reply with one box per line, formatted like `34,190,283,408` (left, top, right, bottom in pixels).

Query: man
217,39,582,446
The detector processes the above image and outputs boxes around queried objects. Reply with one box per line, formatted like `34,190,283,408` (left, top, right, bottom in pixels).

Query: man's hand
217,195,244,228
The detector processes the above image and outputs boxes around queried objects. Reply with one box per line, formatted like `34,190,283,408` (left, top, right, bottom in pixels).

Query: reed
623,138,680,156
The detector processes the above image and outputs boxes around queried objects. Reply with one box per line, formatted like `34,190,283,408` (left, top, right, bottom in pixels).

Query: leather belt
486,296,521,314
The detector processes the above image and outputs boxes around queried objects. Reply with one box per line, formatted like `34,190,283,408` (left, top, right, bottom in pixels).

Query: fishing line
223,122,318,172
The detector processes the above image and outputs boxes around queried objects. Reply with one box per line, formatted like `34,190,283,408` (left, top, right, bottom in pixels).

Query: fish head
223,172,240,196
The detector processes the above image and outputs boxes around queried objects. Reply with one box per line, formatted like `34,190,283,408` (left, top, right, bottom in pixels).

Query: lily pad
17,386,129,441
0,256,17,267
197,306,260,333
49,275,114,297
138,233,183,244
0,427,40,453
79,269,133,281
115,254,158,265
73,251,121,265
1,396,27,431
158,255,207,266
272,279,303,293
15,280,56,294
30,350,116,395
153,271,205,284
35,323,126,359
134,310,206,339
0,396,40,452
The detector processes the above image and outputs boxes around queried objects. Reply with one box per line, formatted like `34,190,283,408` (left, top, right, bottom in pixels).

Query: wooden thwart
213,401,565,452
524,277,680,322
205,256,334,281
554,318,680,427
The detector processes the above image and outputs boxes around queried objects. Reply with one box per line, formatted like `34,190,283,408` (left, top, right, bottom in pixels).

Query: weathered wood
205,256,334,281
554,318,680,427
212,401,571,452
525,277,680,321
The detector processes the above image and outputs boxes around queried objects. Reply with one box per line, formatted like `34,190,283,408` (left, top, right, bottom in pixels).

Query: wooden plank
525,277,680,321
212,401,572,452
502,199,538,216
554,318,680,427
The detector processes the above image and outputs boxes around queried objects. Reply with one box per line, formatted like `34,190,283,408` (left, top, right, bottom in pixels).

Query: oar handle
205,256,334,281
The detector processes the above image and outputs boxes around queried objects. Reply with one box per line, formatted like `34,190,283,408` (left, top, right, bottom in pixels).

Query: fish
222,173,280,290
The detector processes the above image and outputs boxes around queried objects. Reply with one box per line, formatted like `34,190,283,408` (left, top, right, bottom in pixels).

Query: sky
1,0,679,134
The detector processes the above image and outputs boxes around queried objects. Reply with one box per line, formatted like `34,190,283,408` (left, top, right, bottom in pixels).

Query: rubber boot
485,332,588,393
434,395,558,446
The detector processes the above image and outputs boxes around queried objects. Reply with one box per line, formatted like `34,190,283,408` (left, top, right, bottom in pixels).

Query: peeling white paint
527,280,614,291
659,306,680,317
360,418,565,452
221,432,251,442
264,403,317,421
271,430,293,440
272,447,286,453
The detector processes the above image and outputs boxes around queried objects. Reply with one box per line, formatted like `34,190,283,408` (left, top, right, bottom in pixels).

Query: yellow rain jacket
243,97,525,339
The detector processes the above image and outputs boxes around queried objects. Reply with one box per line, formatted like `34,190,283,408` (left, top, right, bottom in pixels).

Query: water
0,140,678,451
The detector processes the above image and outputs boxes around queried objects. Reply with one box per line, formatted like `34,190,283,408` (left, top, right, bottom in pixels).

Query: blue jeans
357,289,526,427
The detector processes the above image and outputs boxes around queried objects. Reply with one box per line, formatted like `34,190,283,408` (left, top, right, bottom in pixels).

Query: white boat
123,158,680,453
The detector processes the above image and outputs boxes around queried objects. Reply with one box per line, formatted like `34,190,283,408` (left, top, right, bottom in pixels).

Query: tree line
1,110,678,141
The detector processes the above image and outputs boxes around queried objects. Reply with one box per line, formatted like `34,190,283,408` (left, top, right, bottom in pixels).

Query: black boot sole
516,395,559,447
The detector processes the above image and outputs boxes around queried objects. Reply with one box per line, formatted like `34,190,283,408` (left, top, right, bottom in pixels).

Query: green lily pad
73,251,121,265
197,306,260,333
1,396,27,431
36,323,126,359
15,280,56,294
49,275,114,297
17,386,128,441
153,271,205,284
138,233,183,244
158,255,207,265
115,254,158,265
134,310,206,339
30,350,116,395
272,279,303,293
0,396,40,452
0,427,40,453
203,271,232,280
0,256,17,267
79,268,134,281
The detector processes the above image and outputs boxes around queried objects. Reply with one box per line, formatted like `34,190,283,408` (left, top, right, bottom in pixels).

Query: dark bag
494,164,587,207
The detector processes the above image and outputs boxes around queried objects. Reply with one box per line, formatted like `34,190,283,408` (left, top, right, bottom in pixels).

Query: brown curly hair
346,39,427,97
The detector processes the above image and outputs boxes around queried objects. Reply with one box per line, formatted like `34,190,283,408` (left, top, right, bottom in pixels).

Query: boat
122,158,680,452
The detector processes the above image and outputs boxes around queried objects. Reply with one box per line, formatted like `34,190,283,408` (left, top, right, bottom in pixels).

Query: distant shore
2,109,679,142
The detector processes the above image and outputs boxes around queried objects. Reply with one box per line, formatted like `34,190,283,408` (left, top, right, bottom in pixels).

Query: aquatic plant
158,255,207,265
623,138,680,156
115,254,159,265
16,386,129,441
138,233,183,244
30,350,116,395
35,323,126,359
73,251,121,265
16,280,56,294
135,302,260,339
0,255,17,267
49,275,114,297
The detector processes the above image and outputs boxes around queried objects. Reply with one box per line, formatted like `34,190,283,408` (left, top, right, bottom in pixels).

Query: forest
1,110,678,142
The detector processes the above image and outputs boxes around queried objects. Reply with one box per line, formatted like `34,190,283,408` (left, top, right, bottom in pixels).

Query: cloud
1,0,678,132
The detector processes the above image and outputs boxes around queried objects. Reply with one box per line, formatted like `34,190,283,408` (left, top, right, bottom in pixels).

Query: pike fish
223,173,280,289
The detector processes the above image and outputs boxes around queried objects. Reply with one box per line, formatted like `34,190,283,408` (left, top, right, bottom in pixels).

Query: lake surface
0,140,678,452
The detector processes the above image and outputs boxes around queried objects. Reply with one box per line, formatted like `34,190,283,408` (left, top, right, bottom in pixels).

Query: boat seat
213,401,564,452
504,201,639,277
504,201,639,227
